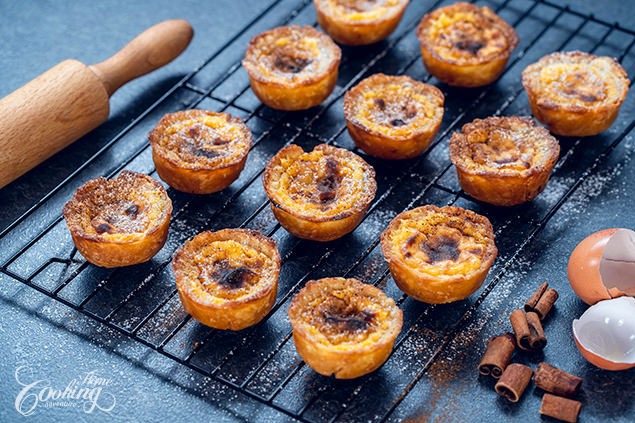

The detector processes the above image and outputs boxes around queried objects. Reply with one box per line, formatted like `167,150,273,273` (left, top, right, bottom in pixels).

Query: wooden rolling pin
0,19,194,189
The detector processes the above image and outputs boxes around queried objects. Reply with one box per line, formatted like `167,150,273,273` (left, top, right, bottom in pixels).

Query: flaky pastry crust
172,229,281,331
148,110,252,194
344,73,445,159
314,0,409,46
63,171,172,268
522,51,630,136
416,2,518,87
380,205,497,303
288,277,402,379
449,116,560,206
242,25,341,110
263,143,377,241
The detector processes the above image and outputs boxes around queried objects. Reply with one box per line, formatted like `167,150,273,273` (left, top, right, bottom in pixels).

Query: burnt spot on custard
454,39,484,55
94,223,113,234
322,307,375,331
494,155,519,165
385,102,418,127
273,52,311,74
317,157,342,204
561,71,607,103
125,204,139,218
90,201,145,235
390,118,406,127
563,88,600,103
187,126,203,140
180,125,232,158
420,234,460,264
374,98,386,110
190,146,219,159
204,261,258,290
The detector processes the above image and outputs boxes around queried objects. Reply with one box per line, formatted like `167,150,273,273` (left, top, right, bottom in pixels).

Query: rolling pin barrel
0,19,193,189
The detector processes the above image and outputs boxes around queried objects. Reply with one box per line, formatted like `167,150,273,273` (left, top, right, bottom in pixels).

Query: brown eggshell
567,228,619,305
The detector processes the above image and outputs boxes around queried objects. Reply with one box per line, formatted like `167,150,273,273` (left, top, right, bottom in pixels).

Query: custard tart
148,110,252,194
380,205,497,304
63,171,172,268
172,229,281,331
314,0,410,46
288,277,402,379
449,116,560,206
522,51,630,136
343,73,445,159
242,25,341,110
262,143,377,242
416,2,519,87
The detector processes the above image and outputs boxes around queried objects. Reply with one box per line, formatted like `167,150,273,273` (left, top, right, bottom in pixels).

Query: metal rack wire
2,0,634,421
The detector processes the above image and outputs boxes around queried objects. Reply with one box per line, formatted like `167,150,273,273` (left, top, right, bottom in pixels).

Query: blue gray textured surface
0,0,634,422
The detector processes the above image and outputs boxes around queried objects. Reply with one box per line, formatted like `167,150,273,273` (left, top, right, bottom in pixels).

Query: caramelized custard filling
245,27,338,84
351,81,441,136
270,147,372,218
538,63,611,107
74,174,168,242
522,52,629,112
304,289,389,345
420,5,514,64
432,15,507,62
389,213,489,277
156,114,250,167
191,240,272,301
453,117,557,174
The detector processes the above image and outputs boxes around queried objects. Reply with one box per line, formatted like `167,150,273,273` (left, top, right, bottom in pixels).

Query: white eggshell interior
599,228,635,293
572,297,635,364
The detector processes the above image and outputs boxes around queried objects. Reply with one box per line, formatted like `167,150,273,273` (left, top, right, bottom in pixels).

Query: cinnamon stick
526,312,547,350
478,333,515,378
510,309,530,350
495,363,534,402
534,362,583,397
510,309,546,351
540,393,582,422
524,282,548,312
534,289,559,320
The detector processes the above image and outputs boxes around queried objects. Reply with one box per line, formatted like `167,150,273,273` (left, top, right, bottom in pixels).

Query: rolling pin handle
90,19,194,96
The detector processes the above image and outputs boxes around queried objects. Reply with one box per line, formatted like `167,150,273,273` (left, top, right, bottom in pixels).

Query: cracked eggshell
572,297,635,371
567,228,635,305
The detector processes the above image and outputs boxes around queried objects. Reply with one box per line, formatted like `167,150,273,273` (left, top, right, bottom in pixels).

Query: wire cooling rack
1,0,634,421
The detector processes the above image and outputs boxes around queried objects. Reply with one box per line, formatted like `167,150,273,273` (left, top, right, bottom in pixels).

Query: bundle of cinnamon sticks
477,283,584,422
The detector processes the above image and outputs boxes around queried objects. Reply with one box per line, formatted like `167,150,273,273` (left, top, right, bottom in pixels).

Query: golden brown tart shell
172,229,281,331
381,205,497,304
148,110,252,194
63,171,172,268
522,51,630,137
344,73,445,159
242,25,341,110
416,2,519,87
263,143,377,242
314,0,409,46
288,277,402,379
449,116,560,206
